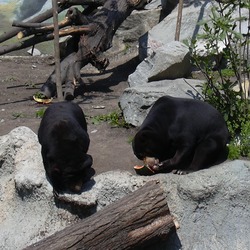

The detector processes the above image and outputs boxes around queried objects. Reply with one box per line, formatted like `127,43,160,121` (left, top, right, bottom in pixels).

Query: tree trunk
41,0,148,100
24,181,176,250
0,0,148,100
0,7,64,43
0,0,104,43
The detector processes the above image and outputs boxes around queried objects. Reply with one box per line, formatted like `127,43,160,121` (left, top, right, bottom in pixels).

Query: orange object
134,165,155,176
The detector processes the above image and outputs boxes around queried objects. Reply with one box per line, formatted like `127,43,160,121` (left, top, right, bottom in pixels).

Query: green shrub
36,108,46,118
91,111,130,128
228,142,241,160
189,0,250,159
240,120,250,157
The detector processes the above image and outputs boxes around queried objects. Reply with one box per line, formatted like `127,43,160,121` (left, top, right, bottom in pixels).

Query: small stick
52,0,63,101
175,0,184,41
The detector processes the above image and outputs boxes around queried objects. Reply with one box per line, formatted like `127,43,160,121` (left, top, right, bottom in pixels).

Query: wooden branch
59,0,105,7
58,25,94,36
175,0,184,41
13,21,53,28
0,0,106,43
16,18,72,39
52,0,64,101
0,7,66,43
0,25,93,55
24,181,176,250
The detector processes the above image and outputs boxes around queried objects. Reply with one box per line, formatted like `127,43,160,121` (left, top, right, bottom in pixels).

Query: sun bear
133,96,229,175
38,101,94,193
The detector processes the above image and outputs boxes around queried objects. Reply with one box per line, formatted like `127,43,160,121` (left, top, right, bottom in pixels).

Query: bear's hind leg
187,137,228,173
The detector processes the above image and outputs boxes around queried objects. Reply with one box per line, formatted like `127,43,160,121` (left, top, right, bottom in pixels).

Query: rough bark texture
0,0,104,43
24,181,176,250
0,0,148,100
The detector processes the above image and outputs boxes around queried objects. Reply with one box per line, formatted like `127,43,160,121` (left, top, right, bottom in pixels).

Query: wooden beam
52,0,63,101
175,0,184,41
24,181,176,250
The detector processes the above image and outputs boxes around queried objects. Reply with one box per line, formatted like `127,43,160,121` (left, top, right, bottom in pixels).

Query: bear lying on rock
133,96,230,175
38,101,94,193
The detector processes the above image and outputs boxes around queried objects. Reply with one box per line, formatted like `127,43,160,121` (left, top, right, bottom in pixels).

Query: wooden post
52,0,63,101
175,0,184,41
24,181,177,250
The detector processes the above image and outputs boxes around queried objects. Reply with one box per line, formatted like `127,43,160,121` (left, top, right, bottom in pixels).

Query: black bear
133,96,229,175
38,101,94,193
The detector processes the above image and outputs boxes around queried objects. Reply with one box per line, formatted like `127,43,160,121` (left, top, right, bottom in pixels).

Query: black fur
38,101,94,193
133,96,230,174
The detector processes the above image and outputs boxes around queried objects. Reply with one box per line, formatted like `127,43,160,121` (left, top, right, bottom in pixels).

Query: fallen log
0,7,64,43
0,0,149,100
0,0,104,43
0,26,92,55
24,181,176,250
40,0,149,100
0,7,96,55
14,7,94,39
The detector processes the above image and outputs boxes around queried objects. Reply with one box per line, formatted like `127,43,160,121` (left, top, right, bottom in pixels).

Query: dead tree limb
59,0,105,5
52,0,64,101
40,0,149,100
0,0,102,43
15,18,72,39
13,21,54,28
24,181,176,250
0,7,65,43
175,0,184,41
0,0,149,100
0,25,93,55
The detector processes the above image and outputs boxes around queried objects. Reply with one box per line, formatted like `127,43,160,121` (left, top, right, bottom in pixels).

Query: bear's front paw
172,169,192,175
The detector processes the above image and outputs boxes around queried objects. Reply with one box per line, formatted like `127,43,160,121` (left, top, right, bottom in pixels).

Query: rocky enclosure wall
0,127,249,249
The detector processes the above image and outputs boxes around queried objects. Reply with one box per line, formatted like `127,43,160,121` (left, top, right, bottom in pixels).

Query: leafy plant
91,111,130,128
12,112,24,119
228,141,241,160
239,120,250,157
189,0,250,158
34,92,47,99
36,108,46,118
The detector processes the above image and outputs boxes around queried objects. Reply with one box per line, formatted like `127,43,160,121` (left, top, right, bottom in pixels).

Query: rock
160,0,179,17
0,127,147,249
27,48,41,56
110,8,161,56
154,160,250,250
139,1,250,61
144,0,161,10
116,9,161,44
0,127,249,250
128,41,191,87
0,127,79,250
119,78,204,126
139,1,214,60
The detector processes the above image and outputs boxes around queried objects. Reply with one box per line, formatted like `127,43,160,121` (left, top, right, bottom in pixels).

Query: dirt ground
0,53,142,175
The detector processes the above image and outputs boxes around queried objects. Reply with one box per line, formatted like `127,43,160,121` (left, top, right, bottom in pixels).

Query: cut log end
17,32,24,39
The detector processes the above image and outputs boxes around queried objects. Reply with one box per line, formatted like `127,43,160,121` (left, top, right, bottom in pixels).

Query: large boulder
119,78,204,126
108,8,161,56
139,1,250,60
157,160,250,250
139,1,214,59
1,127,249,249
128,41,191,87
116,9,161,44
0,127,146,249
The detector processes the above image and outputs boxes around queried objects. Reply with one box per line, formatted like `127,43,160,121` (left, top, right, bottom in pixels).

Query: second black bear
38,101,94,193
133,96,229,175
